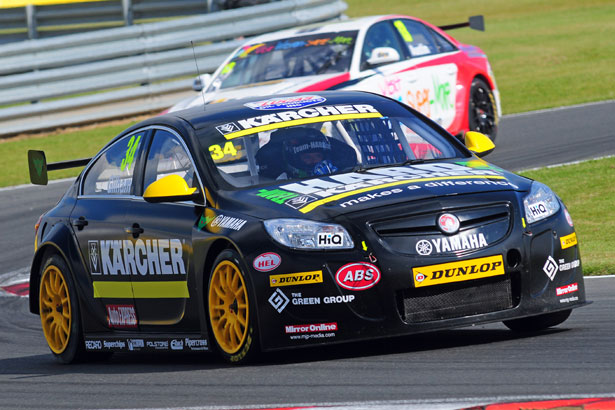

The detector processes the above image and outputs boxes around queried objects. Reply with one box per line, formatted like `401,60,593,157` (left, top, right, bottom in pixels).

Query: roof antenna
191,41,207,110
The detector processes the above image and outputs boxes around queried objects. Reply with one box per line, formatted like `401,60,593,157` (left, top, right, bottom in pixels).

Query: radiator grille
397,276,513,323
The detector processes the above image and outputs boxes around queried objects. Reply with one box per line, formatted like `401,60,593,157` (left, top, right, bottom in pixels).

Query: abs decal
335,262,381,291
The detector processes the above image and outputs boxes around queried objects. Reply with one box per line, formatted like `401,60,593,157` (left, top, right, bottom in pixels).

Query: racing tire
503,309,572,332
468,77,498,141
207,249,259,364
39,254,86,363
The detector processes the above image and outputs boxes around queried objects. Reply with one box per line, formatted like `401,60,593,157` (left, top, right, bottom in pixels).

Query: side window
82,133,143,196
360,21,405,69
394,19,440,58
428,27,457,53
143,129,197,193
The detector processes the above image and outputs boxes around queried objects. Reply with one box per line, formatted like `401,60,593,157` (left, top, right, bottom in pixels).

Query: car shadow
0,325,570,376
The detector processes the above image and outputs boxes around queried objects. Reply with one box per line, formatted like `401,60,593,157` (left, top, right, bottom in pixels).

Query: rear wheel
208,250,258,364
39,254,85,363
503,309,572,332
468,77,498,141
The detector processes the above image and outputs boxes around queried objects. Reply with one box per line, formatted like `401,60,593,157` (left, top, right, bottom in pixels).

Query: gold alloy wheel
208,260,249,355
39,264,72,354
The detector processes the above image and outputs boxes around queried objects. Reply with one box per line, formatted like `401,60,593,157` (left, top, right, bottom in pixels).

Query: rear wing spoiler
438,15,484,31
28,150,91,185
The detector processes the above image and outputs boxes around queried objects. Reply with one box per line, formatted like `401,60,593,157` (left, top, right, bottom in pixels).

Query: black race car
28,91,586,364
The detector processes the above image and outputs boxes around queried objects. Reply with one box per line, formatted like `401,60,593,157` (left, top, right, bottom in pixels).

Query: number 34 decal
209,141,239,160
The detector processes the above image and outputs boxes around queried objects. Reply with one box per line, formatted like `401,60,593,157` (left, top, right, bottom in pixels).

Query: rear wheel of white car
468,78,498,141
503,309,572,332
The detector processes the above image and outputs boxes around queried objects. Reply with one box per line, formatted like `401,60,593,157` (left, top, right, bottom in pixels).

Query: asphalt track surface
0,100,614,410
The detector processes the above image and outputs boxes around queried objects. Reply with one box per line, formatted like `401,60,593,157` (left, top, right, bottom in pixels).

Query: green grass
0,123,136,186
520,157,615,275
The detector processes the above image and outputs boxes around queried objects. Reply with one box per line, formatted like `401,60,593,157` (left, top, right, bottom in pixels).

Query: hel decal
543,256,559,281
335,262,381,291
221,104,381,139
253,252,281,272
88,239,186,276
106,305,137,328
412,255,505,288
244,95,326,110
285,322,338,334
564,208,574,227
560,232,577,250
269,271,323,287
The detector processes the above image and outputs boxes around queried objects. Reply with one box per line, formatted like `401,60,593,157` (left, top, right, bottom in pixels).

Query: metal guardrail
0,0,212,43
0,0,347,136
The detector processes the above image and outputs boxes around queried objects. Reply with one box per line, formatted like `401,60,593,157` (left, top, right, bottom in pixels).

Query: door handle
125,223,144,238
72,216,88,230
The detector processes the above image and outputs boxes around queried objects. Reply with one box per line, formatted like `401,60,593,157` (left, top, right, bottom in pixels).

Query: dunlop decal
412,255,505,288
560,232,577,250
269,271,323,287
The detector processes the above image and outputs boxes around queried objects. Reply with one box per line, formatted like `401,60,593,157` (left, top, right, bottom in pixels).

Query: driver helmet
277,127,338,177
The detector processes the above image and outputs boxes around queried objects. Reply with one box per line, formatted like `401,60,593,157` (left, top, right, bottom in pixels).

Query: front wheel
207,249,259,364
503,309,572,332
468,77,498,141
39,254,85,363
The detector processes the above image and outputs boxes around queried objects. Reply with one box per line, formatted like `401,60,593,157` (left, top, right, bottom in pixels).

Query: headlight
523,181,561,224
263,219,354,250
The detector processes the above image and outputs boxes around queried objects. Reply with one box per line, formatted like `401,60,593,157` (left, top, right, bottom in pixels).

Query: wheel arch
29,223,79,315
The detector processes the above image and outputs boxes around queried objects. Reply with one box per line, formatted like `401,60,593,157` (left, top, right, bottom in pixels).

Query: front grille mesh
397,277,513,323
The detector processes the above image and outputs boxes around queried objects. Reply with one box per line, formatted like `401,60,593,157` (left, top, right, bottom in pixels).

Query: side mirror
366,47,401,67
144,174,201,203
192,74,212,92
464,131,495,157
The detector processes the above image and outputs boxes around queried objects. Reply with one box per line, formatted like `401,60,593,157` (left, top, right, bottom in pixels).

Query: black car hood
217,160,532,221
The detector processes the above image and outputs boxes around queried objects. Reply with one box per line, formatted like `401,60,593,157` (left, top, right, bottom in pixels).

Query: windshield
201,104,467,188
209,31,357,91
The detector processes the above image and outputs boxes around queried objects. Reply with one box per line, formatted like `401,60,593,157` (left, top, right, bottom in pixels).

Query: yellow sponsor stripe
299,175,507,214
560,232,577,249
93,281,189,298
223,112,382,140
412,255,505,288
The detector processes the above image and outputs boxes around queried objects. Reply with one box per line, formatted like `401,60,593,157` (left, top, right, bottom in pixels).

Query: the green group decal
256,188,298,204
121,134,141,171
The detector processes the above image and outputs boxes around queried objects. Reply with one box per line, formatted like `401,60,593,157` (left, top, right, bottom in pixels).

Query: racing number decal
209,141,238,160
121,134,141,171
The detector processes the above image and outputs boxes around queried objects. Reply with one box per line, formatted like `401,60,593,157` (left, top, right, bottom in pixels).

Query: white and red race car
168,14,501,140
